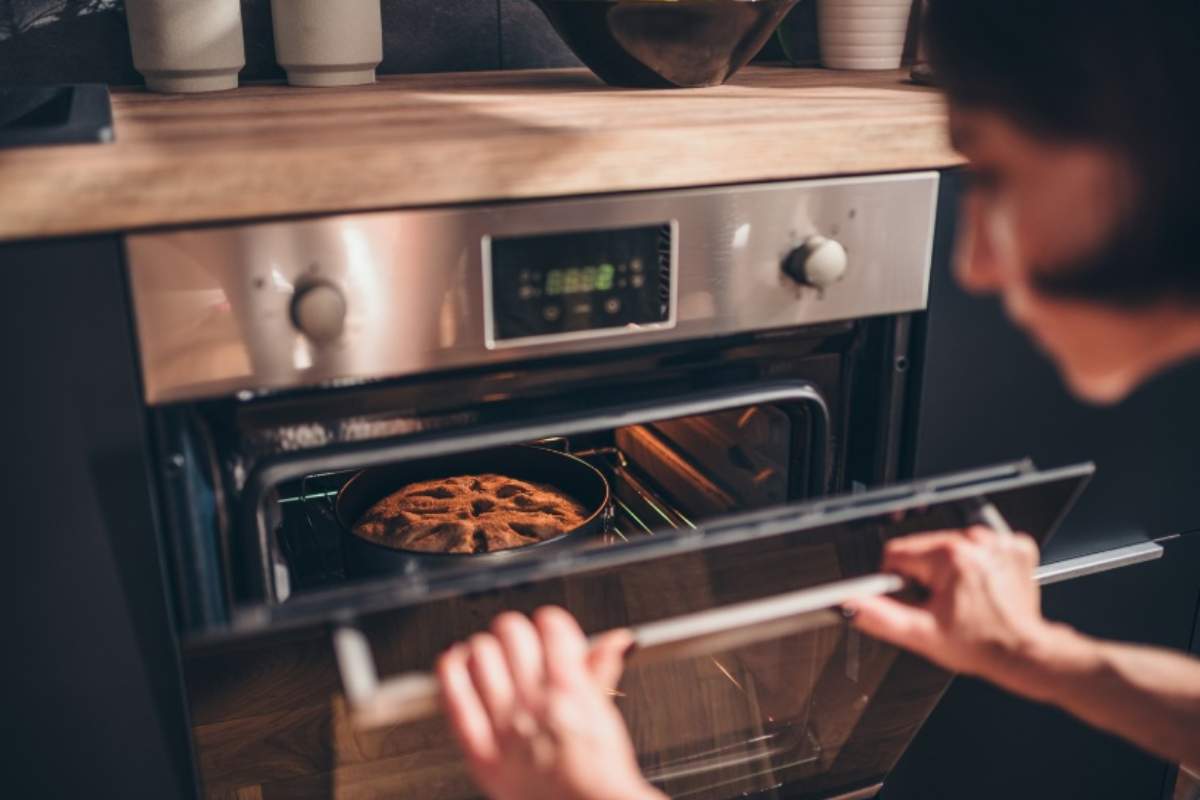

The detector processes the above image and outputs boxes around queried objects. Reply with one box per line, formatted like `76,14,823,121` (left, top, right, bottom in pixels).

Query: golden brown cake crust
352,473,588,554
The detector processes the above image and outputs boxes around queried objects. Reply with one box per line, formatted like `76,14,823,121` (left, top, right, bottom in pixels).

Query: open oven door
324,460,1158,800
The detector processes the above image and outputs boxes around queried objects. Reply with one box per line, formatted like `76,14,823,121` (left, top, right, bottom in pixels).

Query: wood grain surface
0,67,961,242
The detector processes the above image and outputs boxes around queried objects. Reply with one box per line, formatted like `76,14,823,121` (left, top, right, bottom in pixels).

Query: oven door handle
333,572,904,730
332,535,1166,731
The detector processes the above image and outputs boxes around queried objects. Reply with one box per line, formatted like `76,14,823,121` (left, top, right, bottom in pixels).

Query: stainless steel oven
122,172,1160,799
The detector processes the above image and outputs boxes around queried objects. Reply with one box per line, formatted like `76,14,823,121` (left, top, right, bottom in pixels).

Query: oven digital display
543,263,616,296
487,223,673,345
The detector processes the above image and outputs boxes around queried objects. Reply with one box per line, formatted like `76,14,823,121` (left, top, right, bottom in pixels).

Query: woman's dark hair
924,0,1200,304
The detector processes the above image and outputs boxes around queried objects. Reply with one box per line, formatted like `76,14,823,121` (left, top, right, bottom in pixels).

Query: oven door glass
320,462,1091,800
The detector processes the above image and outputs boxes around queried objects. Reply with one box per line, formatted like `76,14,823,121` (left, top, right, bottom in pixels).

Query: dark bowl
534,0,800,88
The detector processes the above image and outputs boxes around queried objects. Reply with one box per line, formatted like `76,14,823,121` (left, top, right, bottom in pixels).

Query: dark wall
0,0,822,87
885,533,1200,800
913,171,1200,561
897,169,1200,800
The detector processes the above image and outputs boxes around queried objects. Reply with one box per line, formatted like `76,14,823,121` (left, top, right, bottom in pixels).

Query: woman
436,2,1200,798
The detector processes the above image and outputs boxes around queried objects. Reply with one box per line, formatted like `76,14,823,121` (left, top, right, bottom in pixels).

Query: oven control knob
291,281,346,344
783,236,848,290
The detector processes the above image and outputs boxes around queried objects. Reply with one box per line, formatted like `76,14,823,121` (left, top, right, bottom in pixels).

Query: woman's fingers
467,633,518,732
846,595,940,654
587,629,634,691
884,531,966,559
882,531,969,586
492,612,547,709
448,608,627,744
495,609,630,694
965,527,1040,568
437,644,499,764
534,606,590,689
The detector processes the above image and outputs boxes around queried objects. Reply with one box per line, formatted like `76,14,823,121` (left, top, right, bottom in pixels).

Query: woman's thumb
587,629,634,691
846,595,938,653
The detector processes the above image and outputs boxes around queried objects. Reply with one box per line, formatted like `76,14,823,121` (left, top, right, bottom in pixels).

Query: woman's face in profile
947,108,1191,404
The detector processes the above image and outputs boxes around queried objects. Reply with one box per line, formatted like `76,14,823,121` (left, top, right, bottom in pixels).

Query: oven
120,172,1153,799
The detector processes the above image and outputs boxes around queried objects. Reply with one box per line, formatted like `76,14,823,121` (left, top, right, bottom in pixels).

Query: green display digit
564,267,581,294
597,263,615,291
545,269,564,296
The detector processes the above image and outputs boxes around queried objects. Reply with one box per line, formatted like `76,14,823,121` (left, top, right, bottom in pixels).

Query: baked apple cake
353,473,588,554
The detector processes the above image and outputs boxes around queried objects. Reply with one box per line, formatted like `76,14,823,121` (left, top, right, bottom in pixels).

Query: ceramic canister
270,0,383,87
125,0,245,93
817,0,915,70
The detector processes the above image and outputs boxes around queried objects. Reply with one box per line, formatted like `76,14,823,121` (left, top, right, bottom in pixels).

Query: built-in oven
123,172,1160,799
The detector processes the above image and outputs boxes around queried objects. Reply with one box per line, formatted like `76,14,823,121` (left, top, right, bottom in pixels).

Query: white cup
125,0,245,93
270,0,383,87
817,0,915,70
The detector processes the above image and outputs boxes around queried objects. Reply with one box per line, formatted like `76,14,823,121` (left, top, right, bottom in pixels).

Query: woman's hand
437,606,665,800
849,526,1200,770
846,525,1053,680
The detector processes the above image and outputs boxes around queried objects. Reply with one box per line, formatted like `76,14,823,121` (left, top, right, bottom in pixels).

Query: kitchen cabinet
1,236,195,799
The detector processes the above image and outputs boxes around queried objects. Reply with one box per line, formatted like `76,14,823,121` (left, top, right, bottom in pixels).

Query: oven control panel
125,172,939,404
485,223,676,348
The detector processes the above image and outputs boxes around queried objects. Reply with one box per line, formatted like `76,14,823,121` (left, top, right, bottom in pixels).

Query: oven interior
154,321,914,636
275,409,810,588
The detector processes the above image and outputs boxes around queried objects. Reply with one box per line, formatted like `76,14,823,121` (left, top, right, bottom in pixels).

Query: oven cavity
268,400,819,600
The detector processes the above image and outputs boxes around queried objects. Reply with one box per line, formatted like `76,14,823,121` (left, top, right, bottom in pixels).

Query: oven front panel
125,172,937,404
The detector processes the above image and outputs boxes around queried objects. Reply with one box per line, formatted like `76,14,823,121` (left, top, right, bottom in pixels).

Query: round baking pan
336,445,610,578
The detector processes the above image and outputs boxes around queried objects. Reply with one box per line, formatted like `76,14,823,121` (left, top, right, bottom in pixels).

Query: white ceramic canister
125,0,245,93
270,0,383,87
817,0,915,70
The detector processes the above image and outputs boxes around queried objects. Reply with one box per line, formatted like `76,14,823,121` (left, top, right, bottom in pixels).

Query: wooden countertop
0,67,962,242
